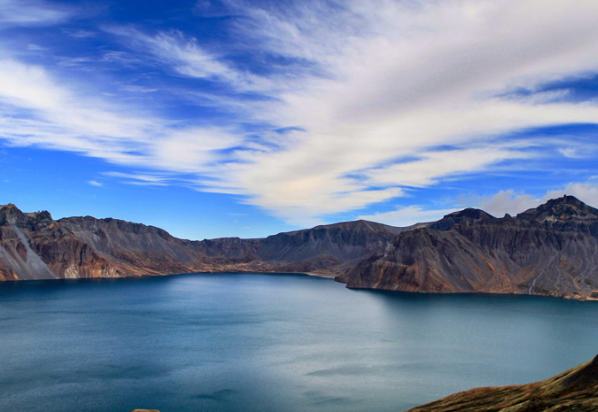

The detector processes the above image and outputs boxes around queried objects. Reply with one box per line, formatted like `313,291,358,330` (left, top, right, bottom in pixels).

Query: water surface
1,273,597,412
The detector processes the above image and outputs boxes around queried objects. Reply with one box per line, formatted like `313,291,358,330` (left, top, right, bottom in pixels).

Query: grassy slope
409,355,598,412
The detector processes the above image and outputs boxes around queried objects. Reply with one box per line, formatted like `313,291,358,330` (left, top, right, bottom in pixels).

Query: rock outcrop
408,354,598,412
337,196,598,300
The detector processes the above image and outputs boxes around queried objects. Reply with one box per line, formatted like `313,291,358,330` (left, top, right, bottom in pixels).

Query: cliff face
0,204,405,280
408,354,598,412
337,196,598,300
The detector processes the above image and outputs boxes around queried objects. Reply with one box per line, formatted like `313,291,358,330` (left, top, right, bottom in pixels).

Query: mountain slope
0,204,405,280
408,354,598,412
337,196,598,300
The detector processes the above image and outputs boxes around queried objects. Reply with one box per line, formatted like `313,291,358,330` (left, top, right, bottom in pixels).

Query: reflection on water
1,273,597,412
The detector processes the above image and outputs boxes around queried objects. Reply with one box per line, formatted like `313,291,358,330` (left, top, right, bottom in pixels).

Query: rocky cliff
337,196,598,300
408,354,598,412
0,203,405,280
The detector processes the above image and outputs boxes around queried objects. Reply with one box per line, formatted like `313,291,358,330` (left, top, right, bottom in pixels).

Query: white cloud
105,27,272,92
87,180,103,187
359,206,458,227
558,147,588,159
0,58,245,175
543,182,598,209
4,0,598,225
27,44,47,51
63,29,96,38
364,147,532,188
477,190,539,217
0,0,71,26
192,0,598,222
120,85,157,93
102,172,172,187
475,183,598,217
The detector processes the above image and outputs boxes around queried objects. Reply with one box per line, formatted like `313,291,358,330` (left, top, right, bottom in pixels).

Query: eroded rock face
409,354,598,412
0,204,407,280
337,196,598,300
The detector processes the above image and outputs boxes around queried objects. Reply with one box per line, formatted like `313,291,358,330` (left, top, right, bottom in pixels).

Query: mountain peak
0,204,54,228
518,195,598,223
430,208,495,231
0,203,25,225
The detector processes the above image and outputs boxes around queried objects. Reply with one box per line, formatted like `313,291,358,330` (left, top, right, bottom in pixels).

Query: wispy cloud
0,0,71,26
87,180,103,187
119,85,158,93
363,146,532,188
63,29,96,38
105,27,273,92
0,58,244,174
2,0,598,226
359,206,459,227
102,171,172,187
190,0,598,223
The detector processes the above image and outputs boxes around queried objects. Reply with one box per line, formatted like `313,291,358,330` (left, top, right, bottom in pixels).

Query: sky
1,0,598,240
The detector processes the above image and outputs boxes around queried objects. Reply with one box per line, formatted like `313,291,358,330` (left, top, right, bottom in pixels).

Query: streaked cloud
2,0,598,226
0,0,71,26
63,29,96,38
105,27,273,92
0,58,244,174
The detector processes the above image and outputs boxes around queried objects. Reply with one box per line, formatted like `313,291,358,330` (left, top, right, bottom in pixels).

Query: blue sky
1,0,598,240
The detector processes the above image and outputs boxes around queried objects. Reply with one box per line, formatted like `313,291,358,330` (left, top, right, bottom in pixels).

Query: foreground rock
409,354,598,412
0,203,408,280
337,196,598,300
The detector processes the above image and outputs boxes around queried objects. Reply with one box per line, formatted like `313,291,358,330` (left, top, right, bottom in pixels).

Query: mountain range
1,195,598,300
0,203,407,280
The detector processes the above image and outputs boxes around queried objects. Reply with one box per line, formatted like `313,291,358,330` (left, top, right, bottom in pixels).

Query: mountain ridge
0,204,407,281
3,196,598,300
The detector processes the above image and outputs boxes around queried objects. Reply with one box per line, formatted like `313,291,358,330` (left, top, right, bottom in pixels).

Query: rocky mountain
0,203,406,281
408,354,598,412
4,196,598,300
337,196,598,300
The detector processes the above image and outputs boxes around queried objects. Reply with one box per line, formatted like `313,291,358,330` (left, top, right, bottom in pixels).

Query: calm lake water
1,273,597,412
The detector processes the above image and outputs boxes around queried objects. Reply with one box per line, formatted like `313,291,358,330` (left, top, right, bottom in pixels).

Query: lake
1,273,597,412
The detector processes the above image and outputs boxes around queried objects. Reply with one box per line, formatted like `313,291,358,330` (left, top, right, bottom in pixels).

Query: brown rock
409,355,598,412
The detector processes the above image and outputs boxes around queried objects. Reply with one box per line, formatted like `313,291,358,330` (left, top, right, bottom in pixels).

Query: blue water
0,273,597,412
